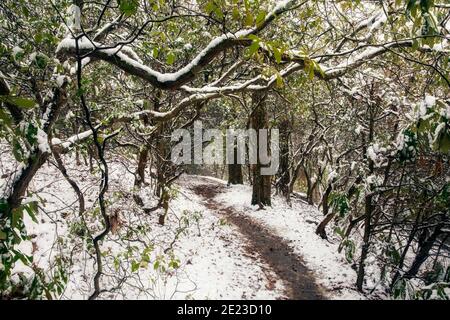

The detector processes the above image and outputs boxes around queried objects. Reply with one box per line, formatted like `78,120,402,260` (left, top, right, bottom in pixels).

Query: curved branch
56,0,298,90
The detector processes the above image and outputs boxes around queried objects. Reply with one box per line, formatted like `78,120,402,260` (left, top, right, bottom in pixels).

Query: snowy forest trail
185,176,325,300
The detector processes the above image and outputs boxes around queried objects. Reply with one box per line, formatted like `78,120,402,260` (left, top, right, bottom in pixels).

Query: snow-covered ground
3,156,285,299
215,180,367,299
2,153,375,300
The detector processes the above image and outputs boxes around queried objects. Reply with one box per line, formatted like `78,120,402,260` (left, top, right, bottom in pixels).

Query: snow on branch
337,10,387,50
93,16,122,41
56,0,298,90
322,40,415,79
180,38,447,95
181,62,302,94
52,126,100,152
50,93,215,152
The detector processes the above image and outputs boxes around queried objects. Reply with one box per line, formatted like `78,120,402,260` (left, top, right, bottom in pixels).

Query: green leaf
22,5,30,17
12,138,24,162
114,257,120,271
169,259,180,269
131,260,139,272
10,97,35,109
437,285,449,299
412,39,419,51
393,278,406,299
344,240,355,263
255,11,267,27
213,6,224,20
276,73,284,88
313,60,325,78
12,48,25,61
205,1,215,14
96,135,104,145
166,52,175,65
34,33,43,44
406,0,419,18
152,47,159,58
12,249,32,265
417,117,430,133
422,289,432,300
232,7,240,20
119,0,139,16
388,245,401,264
438,131,450,153
0,199,9,215
0,95,36,109
334,226,344,238
139,260,148,268
33,53,48,69
24,202,39,224
246,41,260,58
308,63,315,80
247,34,259,41
245,12,254,26
0,108,12,127
11,208,24,229
273,47,282,64
26,123,38,145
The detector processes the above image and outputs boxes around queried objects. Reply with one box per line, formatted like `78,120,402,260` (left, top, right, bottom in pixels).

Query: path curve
185,176,325,300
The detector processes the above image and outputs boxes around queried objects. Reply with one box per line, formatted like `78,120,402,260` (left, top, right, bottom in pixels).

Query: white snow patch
37,128,50,153
12,46,23,57
67,4,81,31
56,75,67,87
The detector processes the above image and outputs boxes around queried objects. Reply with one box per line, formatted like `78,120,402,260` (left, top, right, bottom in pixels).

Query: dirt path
186,177,325,300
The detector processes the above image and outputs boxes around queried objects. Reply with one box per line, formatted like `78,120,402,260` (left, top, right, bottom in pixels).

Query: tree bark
356,103,375,292
228,145,243,185
404,226,442,279
356,191,373,291
304,163,316,205
133,147,149,206
250,91,271,206
277,119,291,198
1,86,67,218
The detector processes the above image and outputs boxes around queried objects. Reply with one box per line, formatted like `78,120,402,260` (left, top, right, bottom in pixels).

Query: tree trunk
390,210,422,288
304,164,315,205
250,91,271,207
133,147,149,206
158,188,170,226
1,86,67,218
356,103,375,292
155,131,167,197
356,191,373,291
315,183,333,238
277,119,290,198
228,148,243,185
135,147,149,187
404,226,442,279
321,184,332,215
